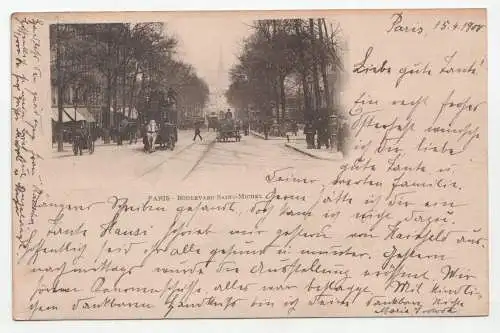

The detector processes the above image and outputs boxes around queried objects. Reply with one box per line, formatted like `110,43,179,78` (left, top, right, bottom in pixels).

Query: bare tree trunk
103,69,112,143
318,19,332,111
121,61,127,118
55,25,65,152
309,19,321,113
112,36,120,127
294,20,312,121
273,79,280,124
102,26,113,144
270,20,280,124
138,71,147,123
112,77,118,125
279,75,286,121
128,64,144,118
128,67,138,117
122,24,130,118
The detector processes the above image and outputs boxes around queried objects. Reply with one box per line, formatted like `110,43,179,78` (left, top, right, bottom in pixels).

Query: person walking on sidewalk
193,122,203,141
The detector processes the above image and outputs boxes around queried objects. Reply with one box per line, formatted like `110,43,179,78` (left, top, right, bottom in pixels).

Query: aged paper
11,9,488,320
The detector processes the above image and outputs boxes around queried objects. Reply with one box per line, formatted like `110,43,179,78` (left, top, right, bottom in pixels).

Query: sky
164,17,253,95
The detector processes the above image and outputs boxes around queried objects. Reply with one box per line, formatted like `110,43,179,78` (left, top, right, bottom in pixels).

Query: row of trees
51,22,209,150
226,18,343,124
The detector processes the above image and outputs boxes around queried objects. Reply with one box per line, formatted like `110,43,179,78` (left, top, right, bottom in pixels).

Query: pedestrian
193,122,203,141
304,121,314,149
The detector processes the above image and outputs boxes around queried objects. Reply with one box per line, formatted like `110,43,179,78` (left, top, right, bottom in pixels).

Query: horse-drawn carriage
216,118,241,142
242,120,249,136
207,112,219,132
70,120,96,155
141,88,178,153
116,119,140,145
143,120,177,153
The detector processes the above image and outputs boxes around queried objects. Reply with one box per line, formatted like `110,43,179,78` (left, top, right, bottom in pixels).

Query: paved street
43,129,335,193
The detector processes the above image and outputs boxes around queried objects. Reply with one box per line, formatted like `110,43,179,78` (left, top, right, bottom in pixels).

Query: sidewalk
250,130,307,141
285,139,343,161
250,130,282,140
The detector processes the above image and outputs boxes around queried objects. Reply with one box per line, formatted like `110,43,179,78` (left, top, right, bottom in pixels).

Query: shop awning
51,107,96,122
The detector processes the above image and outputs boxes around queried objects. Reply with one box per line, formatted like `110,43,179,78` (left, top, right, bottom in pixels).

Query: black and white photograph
47,18,347,187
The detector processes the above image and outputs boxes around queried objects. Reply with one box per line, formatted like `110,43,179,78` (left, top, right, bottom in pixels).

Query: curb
250,130,285,140
284,143,343,161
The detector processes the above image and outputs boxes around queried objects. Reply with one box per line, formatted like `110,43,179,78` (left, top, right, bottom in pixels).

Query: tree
227,18,343,126
51,22,210,146
50,24,99,151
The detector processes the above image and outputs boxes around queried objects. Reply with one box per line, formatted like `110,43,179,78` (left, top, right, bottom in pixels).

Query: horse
144,120,159,153
72,124,90,155
72,131,84,155
208,117,219,132
129,123,140,144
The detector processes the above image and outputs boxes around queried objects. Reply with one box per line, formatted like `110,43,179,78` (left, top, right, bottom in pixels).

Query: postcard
11,9,488,319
